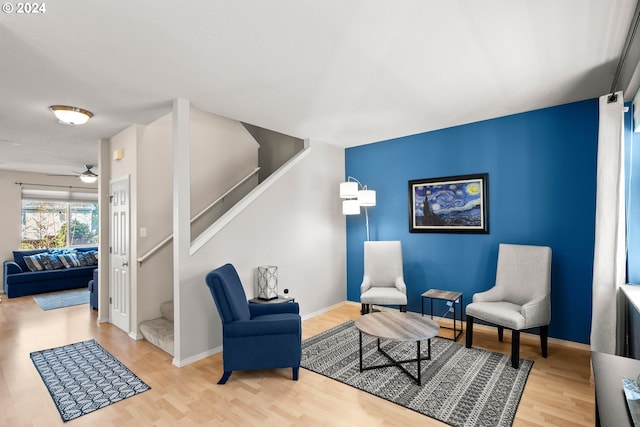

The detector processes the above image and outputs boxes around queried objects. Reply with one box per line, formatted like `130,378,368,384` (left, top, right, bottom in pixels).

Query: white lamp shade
342,199,361,215
340,181,358,199
358,189,376,206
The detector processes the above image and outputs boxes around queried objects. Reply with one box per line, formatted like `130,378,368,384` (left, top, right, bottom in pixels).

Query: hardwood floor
0,294,595,426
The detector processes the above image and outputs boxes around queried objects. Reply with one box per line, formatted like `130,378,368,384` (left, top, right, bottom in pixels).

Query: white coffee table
354,311,440,385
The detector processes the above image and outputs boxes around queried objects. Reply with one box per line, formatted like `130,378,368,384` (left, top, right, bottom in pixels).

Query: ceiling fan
78,165,98,183
46,165,99,183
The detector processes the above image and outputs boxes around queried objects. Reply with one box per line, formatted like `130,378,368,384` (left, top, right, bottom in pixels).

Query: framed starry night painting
409,173,489,234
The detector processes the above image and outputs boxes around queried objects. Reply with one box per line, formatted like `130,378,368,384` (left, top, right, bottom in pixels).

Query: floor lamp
340,176,376,241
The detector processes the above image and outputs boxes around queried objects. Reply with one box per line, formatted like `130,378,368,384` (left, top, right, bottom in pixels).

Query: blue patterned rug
33,289,89,311
30,339,151,422
301,321,532,427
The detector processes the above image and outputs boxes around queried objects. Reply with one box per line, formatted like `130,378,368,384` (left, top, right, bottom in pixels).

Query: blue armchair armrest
249,301,300,318
225,315,301,337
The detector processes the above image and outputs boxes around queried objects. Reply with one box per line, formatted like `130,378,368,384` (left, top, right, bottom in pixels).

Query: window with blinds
20,187,98,249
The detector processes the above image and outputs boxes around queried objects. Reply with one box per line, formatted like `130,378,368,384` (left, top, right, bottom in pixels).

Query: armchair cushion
361,287,408,305
466,301,525,330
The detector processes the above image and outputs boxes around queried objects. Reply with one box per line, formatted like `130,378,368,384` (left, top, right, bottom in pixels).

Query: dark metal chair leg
511,330,520,368
292,367,299,380
540,325,548,357
498,325,504,342
465,315,474,348
361,304,366,315
218,371,232,384
359,331,363,372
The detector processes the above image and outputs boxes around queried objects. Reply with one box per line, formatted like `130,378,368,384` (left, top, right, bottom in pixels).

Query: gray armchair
465,243,552,368
360,241,408,314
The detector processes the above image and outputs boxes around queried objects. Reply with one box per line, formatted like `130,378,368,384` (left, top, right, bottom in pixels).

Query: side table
249,295,295,304
421,289,463,341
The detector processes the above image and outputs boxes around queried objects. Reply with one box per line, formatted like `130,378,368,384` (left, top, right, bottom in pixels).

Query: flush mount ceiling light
49,105,93,125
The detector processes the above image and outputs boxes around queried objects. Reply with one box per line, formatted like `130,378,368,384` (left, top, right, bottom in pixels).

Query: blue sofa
3,247,98,298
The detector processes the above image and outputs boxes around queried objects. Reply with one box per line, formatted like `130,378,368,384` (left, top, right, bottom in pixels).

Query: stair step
160,300,174,322
139,318,174,356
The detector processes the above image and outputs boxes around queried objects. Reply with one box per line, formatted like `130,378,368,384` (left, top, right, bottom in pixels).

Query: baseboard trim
302,300,348,321
173,346,222,368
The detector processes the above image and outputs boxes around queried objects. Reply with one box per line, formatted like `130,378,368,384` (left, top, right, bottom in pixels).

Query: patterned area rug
30,339,151,422
301,320,532,427
33,289,89,311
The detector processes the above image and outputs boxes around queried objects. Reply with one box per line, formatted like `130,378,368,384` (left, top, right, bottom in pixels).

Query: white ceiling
0,0,636,176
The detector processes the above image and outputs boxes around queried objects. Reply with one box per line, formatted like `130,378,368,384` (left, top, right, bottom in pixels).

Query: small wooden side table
421,289,463,341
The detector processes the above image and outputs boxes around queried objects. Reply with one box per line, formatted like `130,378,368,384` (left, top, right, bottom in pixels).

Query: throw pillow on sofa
83,250,98,265
49,248,75,255
23,255,44,271
76,252,95,266
57,253,81,268
39,253,64,270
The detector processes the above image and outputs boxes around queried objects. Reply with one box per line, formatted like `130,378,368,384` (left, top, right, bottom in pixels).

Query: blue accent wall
345,99,599,344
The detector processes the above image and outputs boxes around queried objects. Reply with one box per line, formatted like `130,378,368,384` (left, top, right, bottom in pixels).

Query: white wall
0,171,22,263
113,107,260,337
175,140,346,365
136,113,174,328
189,108,259,221
243,123,304,182
97,139,110,322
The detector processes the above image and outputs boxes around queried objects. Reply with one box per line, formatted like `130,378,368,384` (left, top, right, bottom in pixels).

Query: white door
110,177,130,333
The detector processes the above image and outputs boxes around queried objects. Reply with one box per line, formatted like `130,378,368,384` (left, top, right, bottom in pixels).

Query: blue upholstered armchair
205,263,301,384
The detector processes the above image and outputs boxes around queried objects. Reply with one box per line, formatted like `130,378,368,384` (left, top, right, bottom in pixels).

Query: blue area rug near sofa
33,289,89,311
30,339,151,422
